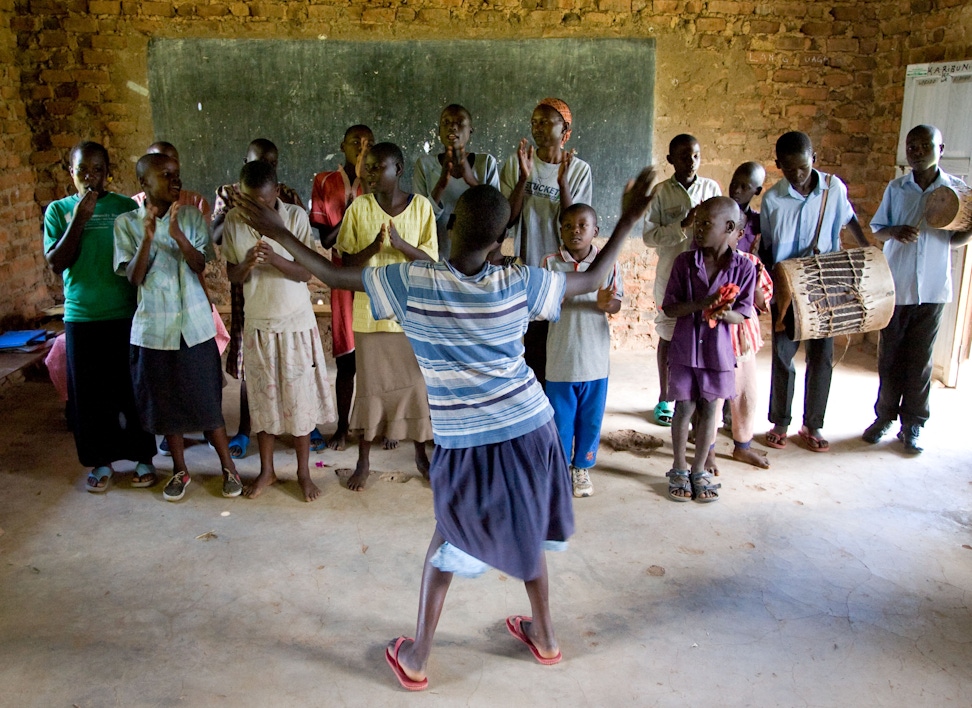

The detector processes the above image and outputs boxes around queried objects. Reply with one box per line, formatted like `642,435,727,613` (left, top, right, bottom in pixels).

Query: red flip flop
385,636,428,691
505,615,562,665
798,427,830,453
764,430,788,449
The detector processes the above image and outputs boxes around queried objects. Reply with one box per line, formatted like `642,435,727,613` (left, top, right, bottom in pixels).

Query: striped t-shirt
363,260,566,449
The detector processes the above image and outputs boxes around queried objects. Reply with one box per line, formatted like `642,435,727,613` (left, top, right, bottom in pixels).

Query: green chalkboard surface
147,38,654,231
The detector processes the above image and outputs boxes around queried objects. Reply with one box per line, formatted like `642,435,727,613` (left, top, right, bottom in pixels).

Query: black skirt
431,419,574,582
130,337,225,435
65,319,157,467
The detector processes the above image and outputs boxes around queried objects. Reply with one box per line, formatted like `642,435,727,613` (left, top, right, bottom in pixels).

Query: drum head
924,186,959,229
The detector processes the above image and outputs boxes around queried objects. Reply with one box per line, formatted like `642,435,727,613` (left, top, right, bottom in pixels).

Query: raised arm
235,193,366,292
563,167,658,298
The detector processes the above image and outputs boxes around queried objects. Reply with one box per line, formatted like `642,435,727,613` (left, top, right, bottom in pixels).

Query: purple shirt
737,205,761,254
663,248,757,372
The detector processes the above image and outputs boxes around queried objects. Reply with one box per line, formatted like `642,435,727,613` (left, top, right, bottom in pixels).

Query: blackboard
147,38,655,232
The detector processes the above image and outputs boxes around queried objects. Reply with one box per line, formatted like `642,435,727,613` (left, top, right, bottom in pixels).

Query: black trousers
65,319,157,468
874,303,945,427
769,303,834,430
524,320,549,390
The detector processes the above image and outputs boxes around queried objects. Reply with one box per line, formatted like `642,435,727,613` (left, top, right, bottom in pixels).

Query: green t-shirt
44,192,139,322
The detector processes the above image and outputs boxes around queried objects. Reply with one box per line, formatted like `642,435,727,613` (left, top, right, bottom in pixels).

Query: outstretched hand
142,204,158,241
516,138,535,179
620,166,660,222
557,149,575,185
236,193,286,241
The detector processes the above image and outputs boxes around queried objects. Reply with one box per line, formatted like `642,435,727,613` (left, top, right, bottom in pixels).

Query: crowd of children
41,105,969,687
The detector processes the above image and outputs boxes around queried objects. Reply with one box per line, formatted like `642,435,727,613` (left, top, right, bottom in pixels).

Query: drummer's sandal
666,469,692,502
690,470,721,502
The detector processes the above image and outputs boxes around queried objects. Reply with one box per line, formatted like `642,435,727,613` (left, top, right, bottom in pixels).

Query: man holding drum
863,124,972,454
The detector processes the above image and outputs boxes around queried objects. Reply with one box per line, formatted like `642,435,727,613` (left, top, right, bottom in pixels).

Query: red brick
197,3,230,17
796,86,829,101
800,21,832,36
81,49,113,64
772,68,803,83
90,34,127,50
786,104,818,117
598,0,631,11
39,69,73,83
88,0,120,13
653,0,678,12
696,17,726,32
827,37,859,52
73,69,111,84
748,20,779,34
361,7,395,23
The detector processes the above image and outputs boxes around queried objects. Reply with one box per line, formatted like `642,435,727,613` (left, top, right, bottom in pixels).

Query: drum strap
807,174,832,256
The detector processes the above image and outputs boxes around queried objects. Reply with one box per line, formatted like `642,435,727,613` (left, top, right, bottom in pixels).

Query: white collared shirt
870,169,968,305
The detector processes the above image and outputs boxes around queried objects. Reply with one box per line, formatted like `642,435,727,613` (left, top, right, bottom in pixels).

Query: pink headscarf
536,97,573,146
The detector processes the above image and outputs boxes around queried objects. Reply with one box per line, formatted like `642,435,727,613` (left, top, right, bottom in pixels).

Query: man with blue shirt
760,131,868,454
863,124,972,454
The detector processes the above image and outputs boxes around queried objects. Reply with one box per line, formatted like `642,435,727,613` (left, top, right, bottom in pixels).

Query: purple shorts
668,363,735,402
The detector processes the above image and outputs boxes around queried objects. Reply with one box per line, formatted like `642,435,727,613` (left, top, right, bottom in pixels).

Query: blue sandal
85,466,112,493
653,401,674,427
228,433,250,459
309,428,327,452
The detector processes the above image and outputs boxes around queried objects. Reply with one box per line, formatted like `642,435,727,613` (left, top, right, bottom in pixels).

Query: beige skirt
351,331,432,443
243,326,335,437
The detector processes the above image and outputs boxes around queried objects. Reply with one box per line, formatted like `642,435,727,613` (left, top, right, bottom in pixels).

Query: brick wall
3,0,969,346
0,0,44,326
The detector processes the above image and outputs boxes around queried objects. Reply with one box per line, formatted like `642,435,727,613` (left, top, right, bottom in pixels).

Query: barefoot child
542,203,622,498
222,160,335,501
501,97,593,387
235,167,658,691
863,124,972,454
309,124,373,451
413,104,500,260
662,197,756,503
212,138,310,459
727,162,773,468
44,141,157,492
760,131,868,453
335,142,436,491
643,133,722,428
114,153,243,501
727,209,774,468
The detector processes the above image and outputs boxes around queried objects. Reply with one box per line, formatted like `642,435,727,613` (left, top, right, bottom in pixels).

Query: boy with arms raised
863,124,972,454
760,131,868,453
643,133,722,427
235,167,658,690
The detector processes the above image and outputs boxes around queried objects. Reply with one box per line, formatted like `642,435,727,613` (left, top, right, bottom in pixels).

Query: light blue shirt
870,169,967,305
113,204,216,350
760,170,856,266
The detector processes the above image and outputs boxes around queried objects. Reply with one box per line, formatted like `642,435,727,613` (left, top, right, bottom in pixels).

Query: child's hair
148,141,179,159
240,159,277,190
442,104,472,120
248,138,279,157
775,131,813,158
369,142,405,169
70,140,109,166
559,202,597,225
344,124,373,140
453,185,511,249
669,134,699,153
135,152,170,181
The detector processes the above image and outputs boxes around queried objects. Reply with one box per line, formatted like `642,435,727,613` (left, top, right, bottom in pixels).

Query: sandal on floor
654,401,674,427
228,433,250,459
131,463,158,488
309,428,326,452
85,466,112,493
690,469,721,503
764,429,788,449
797,427,830,453
666,469,692,502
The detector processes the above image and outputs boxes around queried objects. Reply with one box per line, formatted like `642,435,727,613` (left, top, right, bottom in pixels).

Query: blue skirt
431,419,574,582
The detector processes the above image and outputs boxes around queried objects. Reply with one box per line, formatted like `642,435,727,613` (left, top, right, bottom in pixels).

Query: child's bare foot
244,470,278,498
298,475,322,502
347,460,371,491
326,427,349,451
732,445,770,469
386,636,426,683
704,447,720,476
382,437,399,450
414,442,430,480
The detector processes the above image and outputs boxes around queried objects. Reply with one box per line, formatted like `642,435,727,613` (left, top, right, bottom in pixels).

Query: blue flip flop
653,401,674,427
309,428,326,452
85,466,112,493
228,433,250,459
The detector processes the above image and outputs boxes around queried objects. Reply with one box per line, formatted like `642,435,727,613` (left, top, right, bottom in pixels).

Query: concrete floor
1,344,970,707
